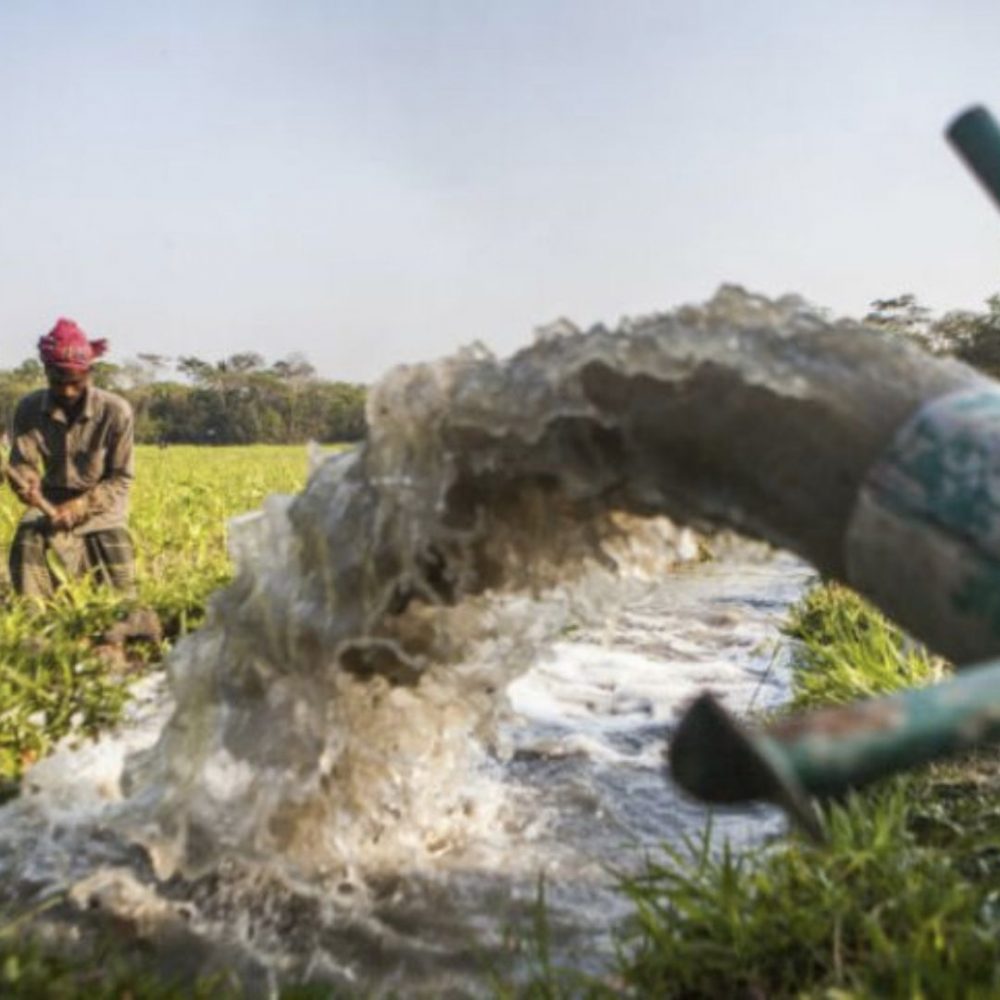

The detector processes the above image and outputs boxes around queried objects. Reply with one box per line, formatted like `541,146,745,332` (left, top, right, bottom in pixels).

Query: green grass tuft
607,773,1000,999
783,581,946,708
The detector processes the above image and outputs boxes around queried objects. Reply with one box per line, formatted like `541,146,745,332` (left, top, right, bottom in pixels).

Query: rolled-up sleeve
86,406,134,519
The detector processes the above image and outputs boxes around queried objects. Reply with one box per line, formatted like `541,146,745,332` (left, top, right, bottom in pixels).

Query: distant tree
11,359,43,381
176,356,217,385
0,348,366,444
271,353,316,384
137,352,171,373
226,352,265,374
116,358,159,391
864,294,936,352
0,361,45,431
89,361,122,390
130,353,172,386
946,293,1000,378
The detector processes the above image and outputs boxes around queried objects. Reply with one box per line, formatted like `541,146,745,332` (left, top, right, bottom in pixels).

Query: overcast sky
1,1,999,381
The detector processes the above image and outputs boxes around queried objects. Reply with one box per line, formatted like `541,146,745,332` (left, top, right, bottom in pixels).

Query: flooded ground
0,542,812,996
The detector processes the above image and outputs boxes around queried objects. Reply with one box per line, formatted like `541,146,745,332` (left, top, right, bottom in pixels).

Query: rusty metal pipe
669,657,1000,839
947,105,1000,212
665,104,1000,833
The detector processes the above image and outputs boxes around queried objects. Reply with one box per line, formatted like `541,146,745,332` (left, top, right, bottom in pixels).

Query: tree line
1,294,998,445
862,291,1000,377
0,352,367,445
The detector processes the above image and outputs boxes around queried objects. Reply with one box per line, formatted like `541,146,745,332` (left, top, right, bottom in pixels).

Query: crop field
0,444,318,784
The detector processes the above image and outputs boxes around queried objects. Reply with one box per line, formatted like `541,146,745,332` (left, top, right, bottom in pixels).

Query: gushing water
2,285,904,993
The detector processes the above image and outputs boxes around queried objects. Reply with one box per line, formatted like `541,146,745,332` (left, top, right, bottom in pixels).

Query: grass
0,930,347,998
0,584,133,787
130,445,310,632
0,937,237,999
782,581,946,708
507,581,1000,998
606,769,1000,999
0,444,313,786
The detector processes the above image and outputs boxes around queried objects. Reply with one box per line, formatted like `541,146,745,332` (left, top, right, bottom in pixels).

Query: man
6,318,136,599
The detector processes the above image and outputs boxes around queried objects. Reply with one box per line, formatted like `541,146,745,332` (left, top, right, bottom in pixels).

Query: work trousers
9,523,136,600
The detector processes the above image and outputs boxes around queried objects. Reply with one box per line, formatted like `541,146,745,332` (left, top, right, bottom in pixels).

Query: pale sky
1,0,999,382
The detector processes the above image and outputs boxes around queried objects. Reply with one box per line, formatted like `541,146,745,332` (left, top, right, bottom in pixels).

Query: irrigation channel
0,539,811,994
0,286,977,994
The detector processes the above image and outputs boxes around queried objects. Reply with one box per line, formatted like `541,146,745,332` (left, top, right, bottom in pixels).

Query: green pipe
668,657,1000,839
665,105,1000,836
947,105,1000,211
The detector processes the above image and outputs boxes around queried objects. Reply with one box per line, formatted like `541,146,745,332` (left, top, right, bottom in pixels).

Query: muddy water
0,543,811,995
0,286,889,994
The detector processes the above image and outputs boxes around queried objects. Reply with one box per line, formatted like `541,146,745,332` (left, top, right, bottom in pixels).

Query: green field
0,444,314,783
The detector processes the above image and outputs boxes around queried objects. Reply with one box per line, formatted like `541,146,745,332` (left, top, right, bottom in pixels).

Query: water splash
4,284,967,990
119,284,975,883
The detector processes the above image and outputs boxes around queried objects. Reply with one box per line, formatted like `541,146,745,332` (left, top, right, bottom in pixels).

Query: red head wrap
37,318,108,373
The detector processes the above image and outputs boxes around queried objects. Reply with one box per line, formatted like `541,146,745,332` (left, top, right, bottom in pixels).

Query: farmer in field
5,319,136,599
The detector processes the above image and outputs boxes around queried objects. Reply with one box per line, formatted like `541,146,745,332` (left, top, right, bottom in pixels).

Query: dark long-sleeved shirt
9,386,134,534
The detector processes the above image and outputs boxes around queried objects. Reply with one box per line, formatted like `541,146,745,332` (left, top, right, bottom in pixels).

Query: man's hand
49,496,89,531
